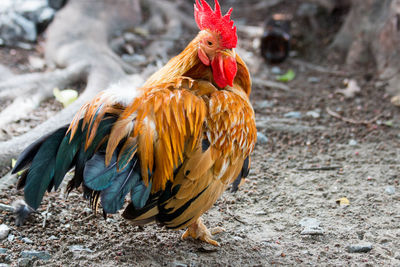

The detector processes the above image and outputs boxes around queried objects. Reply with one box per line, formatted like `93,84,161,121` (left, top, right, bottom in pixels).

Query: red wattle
211,53,237,88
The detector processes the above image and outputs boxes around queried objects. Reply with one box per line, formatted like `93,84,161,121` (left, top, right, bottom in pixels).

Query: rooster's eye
207,41,213,46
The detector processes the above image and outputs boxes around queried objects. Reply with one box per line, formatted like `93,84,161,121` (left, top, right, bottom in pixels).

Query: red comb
194,0,237,49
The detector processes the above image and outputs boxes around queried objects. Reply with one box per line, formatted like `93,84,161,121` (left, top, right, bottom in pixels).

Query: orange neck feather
143,31,251,96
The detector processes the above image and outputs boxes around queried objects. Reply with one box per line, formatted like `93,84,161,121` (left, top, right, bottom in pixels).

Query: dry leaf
336,197,350,206
391,95,400,106
53,88,78,107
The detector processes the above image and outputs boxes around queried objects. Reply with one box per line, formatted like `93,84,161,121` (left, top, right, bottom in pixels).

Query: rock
20,250,51,261
21,237,33,244
0,11,37,47
17,258,31,267
0,248,7,254
385,186,395,195
7,234,14,242
284,111,302,119
172,262,188,267
299,218,324,235
257,132,268,145
306,110,320,118
307,77,320,83
47,235,58,240
346,243,373,253
271,66,281,74
0,224,10,240
348,139,358,146
48,0,67,10
254,100,274,109
300,228,324,235
68,245,94,253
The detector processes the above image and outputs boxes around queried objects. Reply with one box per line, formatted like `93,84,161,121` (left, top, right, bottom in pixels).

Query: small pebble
172,262,188,267
7,234,14,242
300,228,324,235
271,66,281,74
284,111,302,119
306,110,320,118
257,132,268,145
20,250,51,261
0,224,10,240
21,237,33,244
255,100,274,109
385,186,395,195
346,243,373,253
307,76,320,83
48,235,59,240
68,245,94,253
299,217,324,235
348,139,358,146
0,248,7,254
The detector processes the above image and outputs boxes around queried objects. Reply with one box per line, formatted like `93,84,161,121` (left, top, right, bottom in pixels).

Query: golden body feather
67,31,256,230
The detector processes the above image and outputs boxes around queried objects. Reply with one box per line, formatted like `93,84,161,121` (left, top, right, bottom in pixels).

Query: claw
181,217,225,247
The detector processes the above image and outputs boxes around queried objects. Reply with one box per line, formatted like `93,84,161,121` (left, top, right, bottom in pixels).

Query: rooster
12,0,256,246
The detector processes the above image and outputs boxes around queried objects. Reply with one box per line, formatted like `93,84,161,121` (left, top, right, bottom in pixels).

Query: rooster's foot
181,217,225,246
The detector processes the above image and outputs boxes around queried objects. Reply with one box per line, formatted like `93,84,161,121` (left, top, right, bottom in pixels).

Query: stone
385,186,395,195
284,111,302,119
21,237,33,244
68,245,94,253
306,110,320,118
307,77,320,83
348,139,358,146
257,132,268,145
299,218,324,235
7,234,14,242
0,224,10,240
48,235,58,240
346,243,373,253
20,250,51,261
255,100,274,109
271,66,281,74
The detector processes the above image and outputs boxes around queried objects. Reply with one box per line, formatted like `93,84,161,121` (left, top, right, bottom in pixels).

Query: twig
326,107,382,125
298,166,342,171
42,202,51,228
291,59,348,76
225,208,247,225
252,78,290,91
75,213,95,223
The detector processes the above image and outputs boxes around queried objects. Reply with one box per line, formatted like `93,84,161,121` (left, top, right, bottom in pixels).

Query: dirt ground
1,1,400,266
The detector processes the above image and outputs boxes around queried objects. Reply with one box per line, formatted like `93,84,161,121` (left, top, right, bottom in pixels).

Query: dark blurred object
0,0,67,49
48,0,68,10
261,14,291,64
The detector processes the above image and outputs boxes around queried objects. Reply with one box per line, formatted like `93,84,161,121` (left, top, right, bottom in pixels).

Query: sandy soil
0,1,400,266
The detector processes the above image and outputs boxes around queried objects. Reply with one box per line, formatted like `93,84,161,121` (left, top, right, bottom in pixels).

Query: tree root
0,63,89,129
0,0,142,172
0,0,197,174
326,107,382,125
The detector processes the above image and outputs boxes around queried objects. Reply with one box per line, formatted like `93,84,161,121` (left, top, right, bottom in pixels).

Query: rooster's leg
181,217,225,246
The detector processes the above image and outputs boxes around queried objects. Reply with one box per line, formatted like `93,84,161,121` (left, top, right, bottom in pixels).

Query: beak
211,49,237,88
